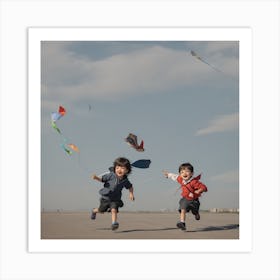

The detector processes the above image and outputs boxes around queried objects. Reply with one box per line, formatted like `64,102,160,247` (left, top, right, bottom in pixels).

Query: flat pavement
41,211,239,239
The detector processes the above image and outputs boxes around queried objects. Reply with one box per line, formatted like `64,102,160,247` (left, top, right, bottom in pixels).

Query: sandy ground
41,211,239,239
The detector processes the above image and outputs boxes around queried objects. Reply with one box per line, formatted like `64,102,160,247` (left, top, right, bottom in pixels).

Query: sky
41,41,239,212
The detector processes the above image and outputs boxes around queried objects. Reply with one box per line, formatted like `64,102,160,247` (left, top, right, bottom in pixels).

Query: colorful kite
125,133,144,152
51,105,66,134
60,143,80,155
51,106,79,156
67,143,80,153
58,105,66,116
51,112,62,122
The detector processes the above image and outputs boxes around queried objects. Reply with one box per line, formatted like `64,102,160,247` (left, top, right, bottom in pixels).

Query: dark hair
178,162,194,173
113,157,132,174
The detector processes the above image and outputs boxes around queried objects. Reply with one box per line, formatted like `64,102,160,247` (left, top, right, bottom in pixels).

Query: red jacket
177,174,208,201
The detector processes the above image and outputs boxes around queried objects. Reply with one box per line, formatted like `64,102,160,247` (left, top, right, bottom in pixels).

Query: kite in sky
125,133,144,152
131,159,151,169
106,159,151,175
51,105,66,134
60,143,72,155
67,143,80,153
51,106,80,156
51,112,62,123
58,105,66,116
190,50,224,74
60,143,80,155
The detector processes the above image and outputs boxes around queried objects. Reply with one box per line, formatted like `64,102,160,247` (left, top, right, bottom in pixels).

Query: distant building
209,208,239,213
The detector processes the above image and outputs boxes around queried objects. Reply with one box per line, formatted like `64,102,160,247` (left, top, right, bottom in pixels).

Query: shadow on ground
189,224,239,232
96,224,239,233
97,227,178,232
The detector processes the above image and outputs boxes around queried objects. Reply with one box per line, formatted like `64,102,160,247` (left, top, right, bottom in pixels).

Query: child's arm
194,188,204,195
194,182,207,194
92,174,102,182
128,186,135,201
162,170,178,181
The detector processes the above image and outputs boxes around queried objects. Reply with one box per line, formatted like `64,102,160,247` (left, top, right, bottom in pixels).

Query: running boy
163,162,207,230
91,157,135,230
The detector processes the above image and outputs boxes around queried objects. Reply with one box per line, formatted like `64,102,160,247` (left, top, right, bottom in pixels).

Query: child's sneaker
195,212,200,220
90,211,96,220
111,222,119,230
176,221,186,230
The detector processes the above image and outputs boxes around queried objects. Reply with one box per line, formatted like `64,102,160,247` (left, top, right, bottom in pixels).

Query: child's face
115,165,128,178
180,168,193,181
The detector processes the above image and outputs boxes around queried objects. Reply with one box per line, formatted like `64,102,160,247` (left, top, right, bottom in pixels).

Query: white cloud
196,112,239,135
209,170,239,184
41,42,238,110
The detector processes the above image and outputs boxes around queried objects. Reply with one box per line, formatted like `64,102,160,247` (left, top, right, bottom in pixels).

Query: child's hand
194,189,202,195
92,174,101,181
129,193,135,201
162,170,169,178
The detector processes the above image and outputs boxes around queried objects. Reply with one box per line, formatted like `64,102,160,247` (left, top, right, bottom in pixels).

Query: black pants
178,198,200,214
98,198,124,213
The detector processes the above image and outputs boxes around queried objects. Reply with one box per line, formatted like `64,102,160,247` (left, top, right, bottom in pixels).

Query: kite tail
200,58,223,74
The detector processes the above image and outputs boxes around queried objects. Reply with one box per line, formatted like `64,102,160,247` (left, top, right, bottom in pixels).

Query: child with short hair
91,157,135,230
163,162,207,231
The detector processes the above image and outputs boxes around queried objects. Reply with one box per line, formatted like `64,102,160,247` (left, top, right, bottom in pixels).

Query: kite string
65,150,93,176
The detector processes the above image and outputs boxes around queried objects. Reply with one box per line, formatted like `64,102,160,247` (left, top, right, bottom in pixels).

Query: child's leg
177,198,188,230
111,208,119,230
110,201,122,225
91,208,99,220
91,198,109,220
190,200,200,220
180,209,186,222
111,208,117,223
178,198,187,222
177,209,186,230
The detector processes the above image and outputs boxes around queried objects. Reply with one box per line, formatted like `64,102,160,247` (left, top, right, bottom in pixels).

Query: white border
28,27,252,253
